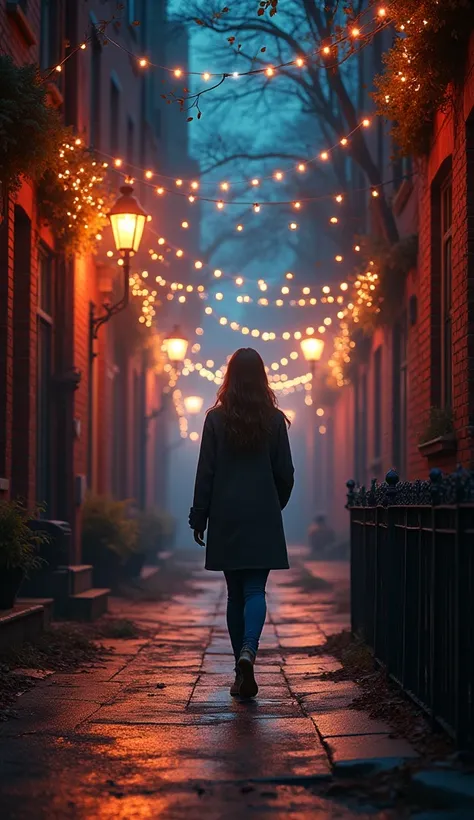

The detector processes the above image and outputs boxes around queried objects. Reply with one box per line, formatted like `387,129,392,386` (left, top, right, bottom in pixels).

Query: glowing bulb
236,277,243,285
202,72,211,81
251,178,260,186
323,46,330,55
114,158,123,167
253,204,261,213
176,179,183,187
156,187,164,195
378,7,387,17
274,171,284,181
352,27,360,37
297,163,306,172
194,260,203,269
335,255,343,262
286,272,294,279
354,244,361,252
265,66,275,77
107,251,114,258
282,286,290,295
293,201,301,209
289,222,298,231
214,269,222,278
181,221,189,229
174,68,182,78
139,58,149,68
80,43,87,50
236,224,243,232
191,181,199,190
55,64,62,72
295,57,304,67
176,249,183,257
330,216,338,224
220,181,229,191
145,170,153,179
188,195,195,203
371,189,379,197
362,118,370,127
320,151,329,161
215,292,223,300
336,194,343,203
340,138,348,146
217,200,224,210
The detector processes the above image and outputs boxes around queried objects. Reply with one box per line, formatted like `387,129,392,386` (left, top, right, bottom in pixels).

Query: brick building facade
0,0,195,561
325,34,474,540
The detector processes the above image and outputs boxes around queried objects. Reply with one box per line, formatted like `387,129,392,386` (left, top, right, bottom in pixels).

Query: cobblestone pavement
0,548,432,819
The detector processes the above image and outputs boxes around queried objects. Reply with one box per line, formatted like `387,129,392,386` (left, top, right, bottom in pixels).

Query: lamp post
88,185,148,487
90,185,148,345
300,335,325,527
139,326,190,510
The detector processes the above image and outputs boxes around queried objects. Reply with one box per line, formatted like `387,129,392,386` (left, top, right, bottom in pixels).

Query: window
127,116,135,164
90,25,102,149
441,179,453,409
128,0,137,25
40,0,61,72
393,316,407,475
110,77,120,156
354,371,368,485
37,247,54,510
373,347,382,460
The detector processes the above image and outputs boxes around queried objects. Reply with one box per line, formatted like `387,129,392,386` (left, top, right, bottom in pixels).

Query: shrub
0,500,48,575
81,494,138,562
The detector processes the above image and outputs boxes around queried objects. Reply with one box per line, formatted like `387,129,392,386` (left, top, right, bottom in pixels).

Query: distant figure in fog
189,348,294,699
308,514,335,557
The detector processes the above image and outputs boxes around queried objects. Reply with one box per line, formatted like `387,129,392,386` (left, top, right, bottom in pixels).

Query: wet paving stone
0,550,420,818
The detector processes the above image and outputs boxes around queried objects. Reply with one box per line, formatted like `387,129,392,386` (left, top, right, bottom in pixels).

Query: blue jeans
224,569,270,663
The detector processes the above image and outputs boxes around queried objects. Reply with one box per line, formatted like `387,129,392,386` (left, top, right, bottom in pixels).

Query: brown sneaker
230,669,243,697
237,648,258,698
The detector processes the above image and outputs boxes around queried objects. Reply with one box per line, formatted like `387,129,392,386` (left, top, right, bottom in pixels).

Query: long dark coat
189,407,294,571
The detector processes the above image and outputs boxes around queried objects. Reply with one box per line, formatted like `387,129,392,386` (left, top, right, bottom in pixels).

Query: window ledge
418,434,457,458
6,2,37,47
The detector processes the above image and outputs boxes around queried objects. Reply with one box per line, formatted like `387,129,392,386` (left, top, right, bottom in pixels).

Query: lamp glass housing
184,396,204,415
108,185,148,253
300,337,325,362
165,325,189,363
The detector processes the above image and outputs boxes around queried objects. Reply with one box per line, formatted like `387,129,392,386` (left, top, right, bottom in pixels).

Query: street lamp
184,395,204,415
90,185,148,341
300,336,325,369
164,325,189,365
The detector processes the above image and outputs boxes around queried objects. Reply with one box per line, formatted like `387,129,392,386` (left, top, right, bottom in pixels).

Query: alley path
0,549,418,819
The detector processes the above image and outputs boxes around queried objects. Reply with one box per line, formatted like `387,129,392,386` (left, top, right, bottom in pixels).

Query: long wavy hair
211,348,289,450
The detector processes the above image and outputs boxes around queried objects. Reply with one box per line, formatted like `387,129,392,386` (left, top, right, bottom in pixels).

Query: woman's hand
194,530,205,547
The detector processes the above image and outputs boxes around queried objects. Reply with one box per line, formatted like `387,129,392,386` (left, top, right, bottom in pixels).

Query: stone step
17,598,54,629
68,565,93,595
0,603,46,652
67,588,110,622
140,566,160,583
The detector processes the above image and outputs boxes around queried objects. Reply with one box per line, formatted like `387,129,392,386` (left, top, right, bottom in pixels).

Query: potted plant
81,493,138,589
418,406,457,457
0,500,48,609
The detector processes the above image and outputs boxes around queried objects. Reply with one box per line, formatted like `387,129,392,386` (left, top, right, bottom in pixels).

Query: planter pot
418,435,457,458
124,551,146,579
82,544,124,590
0,567,24,610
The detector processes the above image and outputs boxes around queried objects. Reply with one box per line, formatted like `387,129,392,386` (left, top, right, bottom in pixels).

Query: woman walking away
189,348,294,699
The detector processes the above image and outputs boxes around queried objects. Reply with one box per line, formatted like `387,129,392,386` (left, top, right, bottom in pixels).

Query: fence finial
429,467,443,506
385,469,399,504
346,479,356,508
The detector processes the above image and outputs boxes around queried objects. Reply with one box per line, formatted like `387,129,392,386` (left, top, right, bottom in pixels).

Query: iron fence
347,467,474,747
